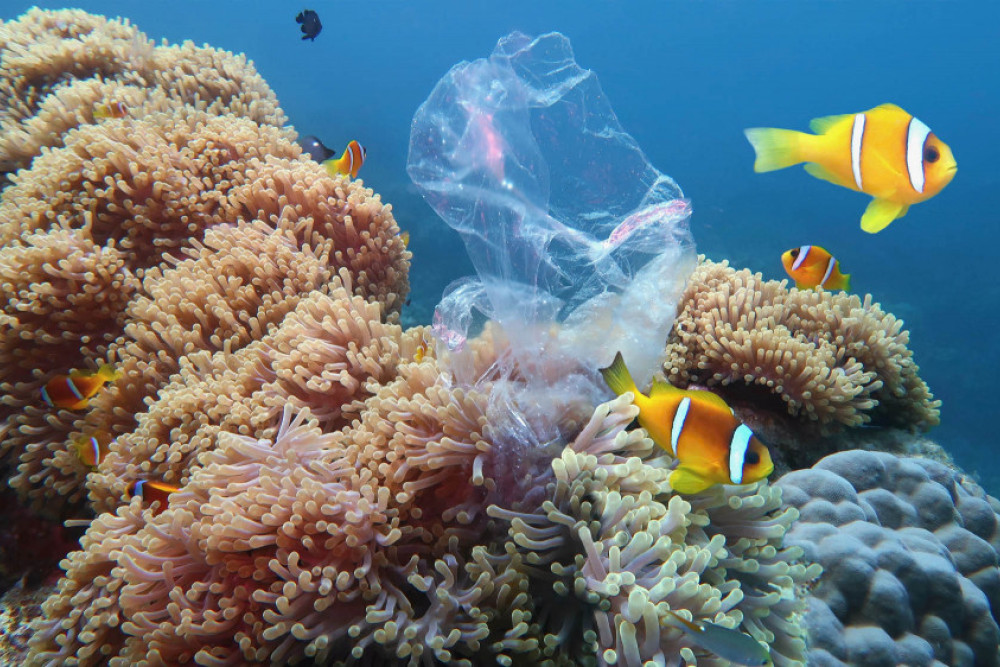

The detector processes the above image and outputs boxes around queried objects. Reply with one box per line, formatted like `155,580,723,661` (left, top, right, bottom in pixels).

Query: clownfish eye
789,248,799,258
924,145,940,163
746,450,760,465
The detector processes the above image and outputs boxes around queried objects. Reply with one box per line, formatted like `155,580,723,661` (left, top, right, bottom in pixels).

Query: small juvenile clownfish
665,610,772,666
41,364,122,410
781,245,850,291
400,231,410,248
73,431,113,467
128,479,180,513
323,140,366,179
94,101,128,119
745,103,956,233
600,352,773,494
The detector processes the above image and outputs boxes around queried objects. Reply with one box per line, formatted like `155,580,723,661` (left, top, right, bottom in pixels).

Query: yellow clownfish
94,101,128,119
73,430,113,467
781,245,850,291
745,103,956,233
41,364,121,410
600,352,773,494
323,140,366,179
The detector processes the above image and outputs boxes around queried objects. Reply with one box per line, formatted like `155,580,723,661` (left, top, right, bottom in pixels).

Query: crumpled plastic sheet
408,30,696,451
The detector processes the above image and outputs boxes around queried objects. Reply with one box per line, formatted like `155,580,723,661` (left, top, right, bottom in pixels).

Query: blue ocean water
10,1,1000,491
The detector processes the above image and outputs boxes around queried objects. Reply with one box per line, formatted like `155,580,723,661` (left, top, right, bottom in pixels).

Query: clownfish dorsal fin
808,113,852,135
676,386,733,414
648,380,680,398
872,102,906,115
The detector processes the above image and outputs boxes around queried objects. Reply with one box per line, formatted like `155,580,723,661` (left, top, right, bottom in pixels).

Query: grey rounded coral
777,450,1000,666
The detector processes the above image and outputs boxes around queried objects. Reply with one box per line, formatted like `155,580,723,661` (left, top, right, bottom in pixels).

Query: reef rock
777,449,1000,666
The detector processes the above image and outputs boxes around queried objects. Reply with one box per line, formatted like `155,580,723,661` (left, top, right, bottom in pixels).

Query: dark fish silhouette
298,135,336,162
296,9,322,41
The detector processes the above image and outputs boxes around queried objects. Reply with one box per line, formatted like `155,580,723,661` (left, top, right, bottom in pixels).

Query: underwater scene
0,1,998,665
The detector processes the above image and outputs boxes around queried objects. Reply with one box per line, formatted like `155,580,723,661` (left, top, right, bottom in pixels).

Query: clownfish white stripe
820,256,836,287
671,396,691,456
906,116,931,194
66,378,85,401
791,245,810,271
729,424,754,484
850,113,866,190
41,387,52,406
87,437,101,463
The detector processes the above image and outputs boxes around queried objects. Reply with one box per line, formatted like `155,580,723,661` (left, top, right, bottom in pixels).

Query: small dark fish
298,134,336,162
296,9,322,41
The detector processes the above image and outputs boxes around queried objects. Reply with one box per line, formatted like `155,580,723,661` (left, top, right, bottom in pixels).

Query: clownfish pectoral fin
600,352,639,398
808,113,853,135
861,198,908,233
803,162,853,189
97,364,122,381
669,467,716,495
743,127,808,172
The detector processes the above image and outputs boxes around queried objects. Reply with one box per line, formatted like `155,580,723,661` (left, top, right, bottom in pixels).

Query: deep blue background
8,1,1000,490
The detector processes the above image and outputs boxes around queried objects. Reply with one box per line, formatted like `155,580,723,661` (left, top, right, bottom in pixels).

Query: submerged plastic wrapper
408,31,696,452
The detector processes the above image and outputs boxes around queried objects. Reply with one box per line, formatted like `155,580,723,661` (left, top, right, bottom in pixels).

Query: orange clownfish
781,245,850,291
41,364,121,410
745,104,956,233
94,101,128,119
600,352,773,494
74,430,113,467
323,140,366,179
129,479,180,513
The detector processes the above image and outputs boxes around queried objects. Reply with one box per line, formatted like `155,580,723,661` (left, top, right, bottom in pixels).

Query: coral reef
0,9,409,514
777,450,1000,666
661,258,941,467
487,393,820,666
0,580,53,665
0,7,285,172
28,349,818,666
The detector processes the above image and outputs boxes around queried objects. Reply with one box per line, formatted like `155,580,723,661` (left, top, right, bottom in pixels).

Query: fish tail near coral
599,351,639,398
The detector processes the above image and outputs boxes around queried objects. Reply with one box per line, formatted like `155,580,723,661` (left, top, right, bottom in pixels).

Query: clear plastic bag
408,31,696,449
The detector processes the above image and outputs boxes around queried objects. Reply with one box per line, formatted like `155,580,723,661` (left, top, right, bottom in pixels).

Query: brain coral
777,449,1000,666
662,258,941,468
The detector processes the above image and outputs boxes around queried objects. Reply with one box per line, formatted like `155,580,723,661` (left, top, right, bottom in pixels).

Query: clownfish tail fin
98,363,122,381
744,127,808,173
842,273,851,291
600,352,638,398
